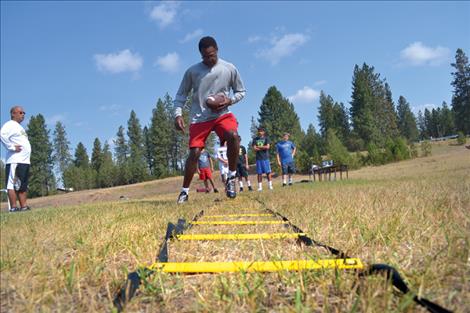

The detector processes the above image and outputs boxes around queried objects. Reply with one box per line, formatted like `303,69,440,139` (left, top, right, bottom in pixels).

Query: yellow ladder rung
148,258,364,273
192,220,287,225
204,213,273,218
176,233,306,240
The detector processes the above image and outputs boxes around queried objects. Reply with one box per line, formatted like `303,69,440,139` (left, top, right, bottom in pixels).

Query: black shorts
5,163,30,192
281,161,296,175
236,163,248,178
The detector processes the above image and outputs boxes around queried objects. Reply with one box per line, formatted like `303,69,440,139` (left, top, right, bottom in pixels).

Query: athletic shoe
9,207,19,212
239,187,244,192
248,186,253,191
288,182,293,186
213,188,219,193
269,185,274,190
20,206,31,211
177,191,189,204
282,183,287,187
257,188,263,192
225,177,237,199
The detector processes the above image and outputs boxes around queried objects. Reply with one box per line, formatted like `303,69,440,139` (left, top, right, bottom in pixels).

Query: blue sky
1,1,469,159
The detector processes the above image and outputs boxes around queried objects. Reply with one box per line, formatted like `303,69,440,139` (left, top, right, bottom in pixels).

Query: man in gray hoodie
174,36,246,203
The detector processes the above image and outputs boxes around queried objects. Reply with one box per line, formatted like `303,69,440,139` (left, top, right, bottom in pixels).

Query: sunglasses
17,111,26,115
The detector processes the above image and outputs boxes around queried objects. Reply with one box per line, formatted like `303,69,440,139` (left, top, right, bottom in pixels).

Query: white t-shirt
1,120,31,164
217,146,228,171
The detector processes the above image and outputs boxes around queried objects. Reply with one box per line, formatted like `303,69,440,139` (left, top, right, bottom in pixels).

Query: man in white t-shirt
1,106,32,212
217,141,229,183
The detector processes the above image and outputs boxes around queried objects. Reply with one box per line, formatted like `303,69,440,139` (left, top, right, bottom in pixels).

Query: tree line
2,48,468,198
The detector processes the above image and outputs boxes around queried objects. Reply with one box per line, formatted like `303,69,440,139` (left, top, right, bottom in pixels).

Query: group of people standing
196,128,297,195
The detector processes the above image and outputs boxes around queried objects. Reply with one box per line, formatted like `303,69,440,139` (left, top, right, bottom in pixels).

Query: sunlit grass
1,143,469,312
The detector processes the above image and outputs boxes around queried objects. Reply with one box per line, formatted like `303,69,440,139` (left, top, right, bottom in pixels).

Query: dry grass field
1,142,469,312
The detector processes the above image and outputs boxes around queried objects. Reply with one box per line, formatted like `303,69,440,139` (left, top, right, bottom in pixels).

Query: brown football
206,94,226,109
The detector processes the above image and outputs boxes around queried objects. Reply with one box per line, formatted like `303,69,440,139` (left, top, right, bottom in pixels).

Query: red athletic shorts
189,113,238,148
199,167,212,180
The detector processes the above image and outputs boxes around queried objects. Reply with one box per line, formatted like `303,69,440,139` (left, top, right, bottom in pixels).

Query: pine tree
417,110,428,140
318,92,350,146
258,86,303,152
90,138,103,188
91,138,103,172
431,108,442,138
377,82,399,139
74,142,89,168
27,114,55,197
127,110,147,183
424,108,433,138
350,64,399,148
98,142,116,188
250,116,259,140
114,125,130,185
63,142,94,190
439,102,455,136
297,123,322,171
396,96,419,142
143,126,153,176
114,126,128,164
318,91,336,138
52,121,72,187
350,64,382,148
149,99,172,178
450,48,470,134
335,102,350,146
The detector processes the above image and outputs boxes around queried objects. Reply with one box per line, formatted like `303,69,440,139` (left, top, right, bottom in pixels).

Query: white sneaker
257,188,263,192
269,186,273,190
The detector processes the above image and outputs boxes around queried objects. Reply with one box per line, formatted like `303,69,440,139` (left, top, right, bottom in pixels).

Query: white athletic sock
258,182,262,190
247,181,252,187
289,177,293,183
268,181,273,188
181,187,189,194
239,181,244,188
229,170,237,178
283,178,287,184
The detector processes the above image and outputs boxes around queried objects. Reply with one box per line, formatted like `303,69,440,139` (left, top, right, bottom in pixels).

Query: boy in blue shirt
276,132,297,186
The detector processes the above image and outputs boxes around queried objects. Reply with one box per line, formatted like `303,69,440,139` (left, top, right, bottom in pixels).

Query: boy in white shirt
217,141,229,183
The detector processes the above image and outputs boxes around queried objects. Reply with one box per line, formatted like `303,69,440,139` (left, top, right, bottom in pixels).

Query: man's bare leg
18,191,27,208
182,147,202,188
7,189,17,209
225,130,239,172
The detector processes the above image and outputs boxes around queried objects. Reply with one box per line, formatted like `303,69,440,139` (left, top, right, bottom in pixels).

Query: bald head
10,106,26,123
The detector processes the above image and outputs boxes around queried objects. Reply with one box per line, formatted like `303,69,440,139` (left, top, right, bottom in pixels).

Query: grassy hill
1,142,469,312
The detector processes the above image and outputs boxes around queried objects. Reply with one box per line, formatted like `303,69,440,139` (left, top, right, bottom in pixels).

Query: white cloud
288,86,320,104
180,29,203,43
412,103,438,114
400,42,450,66
46,114,66,126
98,104,123,115
149,1,180,28
155,52,180,73
247,35,262,43
256,33,309,65
94,49,143,74
314,80,327,86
